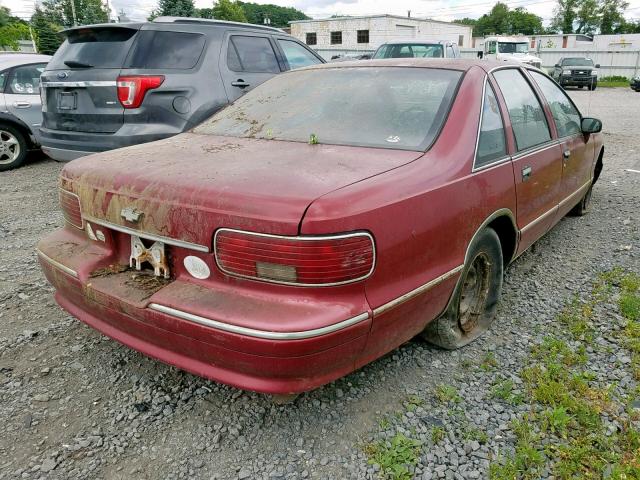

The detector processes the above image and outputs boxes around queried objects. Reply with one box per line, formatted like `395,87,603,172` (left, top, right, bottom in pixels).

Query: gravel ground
1,88,639,480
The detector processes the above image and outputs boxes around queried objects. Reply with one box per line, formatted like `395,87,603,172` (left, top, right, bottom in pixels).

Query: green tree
599,0,628,33
41,0,109,27
550,0,578,33
0,22,31,50
31,7,62,55
614,18,640,32
212,0,247,22
470,3,543,36
149,0,195,20
239,2,309,28
509,7,545,34
575,0,601,34
196,7,214,19
474,2,511,36
455,17,477,27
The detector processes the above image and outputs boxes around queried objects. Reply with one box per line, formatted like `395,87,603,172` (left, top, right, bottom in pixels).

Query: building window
458,35,464,47
330,31,342,45
306,32,317,46
357,30,369,44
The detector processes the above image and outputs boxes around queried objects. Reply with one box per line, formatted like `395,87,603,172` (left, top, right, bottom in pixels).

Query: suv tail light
116,75,164,108
214,229,375,286
59,189,83,229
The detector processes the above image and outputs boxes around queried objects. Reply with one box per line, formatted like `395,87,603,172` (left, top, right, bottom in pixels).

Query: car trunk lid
41,25,141,133
60,133,424,247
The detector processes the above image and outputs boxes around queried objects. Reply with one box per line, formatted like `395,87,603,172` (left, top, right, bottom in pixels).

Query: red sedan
38,60,604,396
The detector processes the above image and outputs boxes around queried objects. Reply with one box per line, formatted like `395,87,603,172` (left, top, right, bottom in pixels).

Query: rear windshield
562,58,594,66
48,27,138,69
126,30,205,69
373,44,444,59
194,67,462,150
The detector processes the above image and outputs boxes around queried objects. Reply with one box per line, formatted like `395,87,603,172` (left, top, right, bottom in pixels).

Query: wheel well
593,147,604,184
0,119,35,149
487,215,517,264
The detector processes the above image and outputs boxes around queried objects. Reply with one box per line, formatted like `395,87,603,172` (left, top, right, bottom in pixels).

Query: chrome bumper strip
84,216,210,253
148,303,370,340
36,249,79,278
373,265,464,316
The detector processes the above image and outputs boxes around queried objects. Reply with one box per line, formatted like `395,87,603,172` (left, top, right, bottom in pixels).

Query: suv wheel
0,124,27,171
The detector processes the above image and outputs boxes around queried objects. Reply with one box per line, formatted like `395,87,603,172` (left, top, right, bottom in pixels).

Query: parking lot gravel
1,88,639,480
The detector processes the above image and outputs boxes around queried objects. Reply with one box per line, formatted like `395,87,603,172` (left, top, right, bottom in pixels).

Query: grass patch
435,384,461,404
480,352,499,371
404,395,424,412
491,379,524,405
490,269,640,479
365,433,422,480
431,426,445,444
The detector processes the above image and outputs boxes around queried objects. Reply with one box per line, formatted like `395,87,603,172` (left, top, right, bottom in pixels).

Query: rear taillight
116,75,164,109
59,189,83,229
214,229,375,286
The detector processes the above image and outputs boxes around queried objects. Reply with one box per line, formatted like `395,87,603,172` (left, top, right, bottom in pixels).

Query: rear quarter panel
300,66,518,358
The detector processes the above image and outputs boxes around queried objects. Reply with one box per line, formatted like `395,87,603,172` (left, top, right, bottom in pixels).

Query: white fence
316,46,640,78
460,48,640,78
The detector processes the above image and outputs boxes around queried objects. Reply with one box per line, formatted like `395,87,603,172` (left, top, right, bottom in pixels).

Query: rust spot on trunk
90,264,130,278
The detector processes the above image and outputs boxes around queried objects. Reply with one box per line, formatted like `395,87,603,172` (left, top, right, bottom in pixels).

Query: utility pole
70,0,78,26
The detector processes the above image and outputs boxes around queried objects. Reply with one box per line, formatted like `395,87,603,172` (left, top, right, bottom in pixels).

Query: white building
290,15,473,59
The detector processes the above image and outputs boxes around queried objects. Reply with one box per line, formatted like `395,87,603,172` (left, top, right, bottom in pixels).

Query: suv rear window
126,31,205,69
48,27,138,69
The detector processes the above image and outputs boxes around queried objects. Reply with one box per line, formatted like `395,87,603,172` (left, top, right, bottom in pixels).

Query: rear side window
7,64,46,94
127,31,205,70
277,40,321,70
493,69,551,151
529,71,582,138
227,36,280,73
475,83,507,167
48,28,137,69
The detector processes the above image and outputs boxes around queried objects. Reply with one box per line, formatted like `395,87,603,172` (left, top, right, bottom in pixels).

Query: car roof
380,39,452,46
62,18,283,35
300,58,522,73
0,53,51,69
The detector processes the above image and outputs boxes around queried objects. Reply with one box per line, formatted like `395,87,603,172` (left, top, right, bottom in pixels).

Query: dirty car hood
61,133,423,245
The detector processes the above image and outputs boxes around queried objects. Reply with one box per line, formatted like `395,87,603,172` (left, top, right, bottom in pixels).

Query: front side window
475,82,507,167
195,67,462,151
357,30,369,44
487,41,496,54
306,32,317,45
227,35,280,73
127,31,205,69
530,71,581,138
493,69,551,151
8,64,46,95
330,31,342,45
278,40,321,70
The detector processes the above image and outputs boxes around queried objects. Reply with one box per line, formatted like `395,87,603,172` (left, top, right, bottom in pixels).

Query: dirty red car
37,60,604,396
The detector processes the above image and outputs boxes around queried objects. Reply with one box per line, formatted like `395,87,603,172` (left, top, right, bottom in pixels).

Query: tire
422,228,503,349
569,184,593,216
579,85,584,89
589,82,597,91
0,124,27,172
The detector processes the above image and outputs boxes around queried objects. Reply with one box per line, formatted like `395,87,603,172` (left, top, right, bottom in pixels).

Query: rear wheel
0,124,27,172
422,228,503,349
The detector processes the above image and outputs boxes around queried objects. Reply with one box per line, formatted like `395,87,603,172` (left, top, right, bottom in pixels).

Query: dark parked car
38,59,604,397
39,17,324,162
550,57,599,90
0,53,51,171
631,75,640,92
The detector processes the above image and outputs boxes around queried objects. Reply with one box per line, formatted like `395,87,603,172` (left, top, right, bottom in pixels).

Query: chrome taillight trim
59,188,84,230
84,215,210,253
41,81,117,88
213,228,376,287
149,303,369,340
36,249,78,278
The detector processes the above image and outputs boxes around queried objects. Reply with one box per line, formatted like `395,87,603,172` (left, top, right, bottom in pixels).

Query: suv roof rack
152,16,282,33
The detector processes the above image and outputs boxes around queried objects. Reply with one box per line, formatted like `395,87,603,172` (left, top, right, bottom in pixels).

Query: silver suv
39,18,324,162
0,53,51,171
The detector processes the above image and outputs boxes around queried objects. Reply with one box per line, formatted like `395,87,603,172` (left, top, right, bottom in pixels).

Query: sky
3,0,640,25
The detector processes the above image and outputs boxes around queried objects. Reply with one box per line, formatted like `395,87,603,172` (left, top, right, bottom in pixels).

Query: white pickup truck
481,35,542,69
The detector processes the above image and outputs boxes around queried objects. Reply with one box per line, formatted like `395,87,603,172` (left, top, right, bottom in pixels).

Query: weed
404,395,424,412
480,352,498,371
365,433,422,480
435,384,461,403
431,426,445,444
491,379,524,405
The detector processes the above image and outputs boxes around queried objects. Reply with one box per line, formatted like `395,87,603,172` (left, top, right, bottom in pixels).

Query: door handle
231,79,250,88
522,166,532,181
563,149,571,159
13,101,31,108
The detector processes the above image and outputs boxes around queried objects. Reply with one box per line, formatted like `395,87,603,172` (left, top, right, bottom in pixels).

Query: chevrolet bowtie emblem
121,206,144,223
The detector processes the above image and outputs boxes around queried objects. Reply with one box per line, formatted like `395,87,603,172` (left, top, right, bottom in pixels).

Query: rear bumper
37,229,372,394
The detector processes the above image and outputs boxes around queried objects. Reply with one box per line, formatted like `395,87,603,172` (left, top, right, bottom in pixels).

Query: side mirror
581,117,602,134
555,63,560,67
595,63,601,68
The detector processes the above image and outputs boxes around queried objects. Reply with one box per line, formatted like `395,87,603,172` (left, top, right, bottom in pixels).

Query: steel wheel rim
458,253,491,333
0,130,20,165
